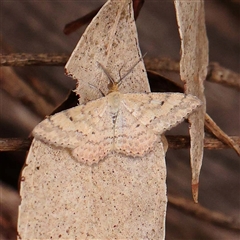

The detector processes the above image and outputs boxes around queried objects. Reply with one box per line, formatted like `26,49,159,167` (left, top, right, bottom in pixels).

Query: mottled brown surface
0,1,239,239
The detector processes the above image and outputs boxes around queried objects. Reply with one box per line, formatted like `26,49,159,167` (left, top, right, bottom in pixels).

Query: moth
33,62,201,165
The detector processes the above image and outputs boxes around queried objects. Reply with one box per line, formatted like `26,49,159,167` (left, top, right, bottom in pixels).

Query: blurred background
0,0,239,239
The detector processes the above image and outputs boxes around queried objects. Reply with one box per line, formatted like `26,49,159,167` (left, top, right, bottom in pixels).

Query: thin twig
167,135,240,150
205,114,240,155
0,138,31,151
0,53,69,66
207,62,240,90
0,136,239,152
1,53,239,155
64,6,102,35
144,57,180,72
0,67,55,116
145,57,240,91
1,54,239,90
168,194,240,231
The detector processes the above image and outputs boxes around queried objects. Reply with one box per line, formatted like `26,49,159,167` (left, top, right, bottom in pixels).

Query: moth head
97,55,146,94
97,62,119,94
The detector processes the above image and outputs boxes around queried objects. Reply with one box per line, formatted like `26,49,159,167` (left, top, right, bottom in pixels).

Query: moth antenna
97,62,115,85
118,64,126,79
89,83,105,97
118,53,147,87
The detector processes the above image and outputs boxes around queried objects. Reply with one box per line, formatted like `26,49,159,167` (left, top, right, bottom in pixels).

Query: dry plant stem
0,138,30,151
0,136,239,152
205,114,240,156
208,62,240,90
1,54,239,154
1,54,238,90
144,57,180,72
168,195,240,232
145,57,240,91
0,67,55,116
64,7,102,35
167,135,240,150
0,53,69,66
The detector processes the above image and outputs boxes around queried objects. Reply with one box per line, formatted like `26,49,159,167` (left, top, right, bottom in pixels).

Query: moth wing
121,92,201,134
33,97,114,164
114,101,158,157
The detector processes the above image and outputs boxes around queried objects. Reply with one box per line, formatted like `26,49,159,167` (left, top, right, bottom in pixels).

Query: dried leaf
63,0,144,35
18,0,167,239
174,1,209,203
65,0,150,103
18,139,167,239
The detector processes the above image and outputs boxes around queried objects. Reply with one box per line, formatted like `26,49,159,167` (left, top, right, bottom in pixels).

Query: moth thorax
107,81,119,94
108,91,121,112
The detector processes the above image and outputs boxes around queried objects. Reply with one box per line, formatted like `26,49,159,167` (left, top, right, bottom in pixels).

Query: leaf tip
192,182,199,203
